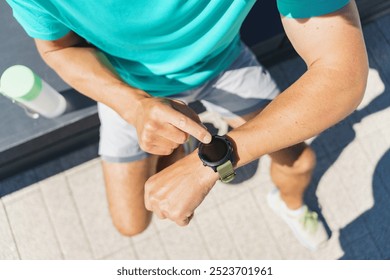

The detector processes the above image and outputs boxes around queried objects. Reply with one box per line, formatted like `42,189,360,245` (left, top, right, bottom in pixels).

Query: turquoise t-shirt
6,0,349,97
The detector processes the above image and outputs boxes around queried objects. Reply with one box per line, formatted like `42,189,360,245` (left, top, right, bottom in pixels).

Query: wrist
113,86,150,124
189,150,220,185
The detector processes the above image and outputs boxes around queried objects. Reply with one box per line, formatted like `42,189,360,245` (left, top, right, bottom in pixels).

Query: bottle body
21,79,67,118
0,65,67,118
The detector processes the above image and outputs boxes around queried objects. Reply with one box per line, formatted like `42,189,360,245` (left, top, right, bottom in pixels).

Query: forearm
37,40,148,123
227,1,368,168
36,33,212,156
143,0,369,226
228,64,367,167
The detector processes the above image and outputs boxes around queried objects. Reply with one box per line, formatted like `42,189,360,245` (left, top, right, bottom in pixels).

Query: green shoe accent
300,206,319,234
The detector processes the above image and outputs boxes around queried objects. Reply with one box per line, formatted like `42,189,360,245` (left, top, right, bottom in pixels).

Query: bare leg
227,109,327,251
102,145,186,237
102,156,156,236
268,143,316,209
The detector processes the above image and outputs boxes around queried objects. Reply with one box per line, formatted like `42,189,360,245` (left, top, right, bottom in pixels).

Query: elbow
38,51,51,66
35,45,57,70
332,52,369,113
34,38,68,69
350,61,369,111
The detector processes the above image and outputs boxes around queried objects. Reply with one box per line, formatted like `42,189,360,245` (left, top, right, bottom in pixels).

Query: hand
130,96,212,155
144,151,219,226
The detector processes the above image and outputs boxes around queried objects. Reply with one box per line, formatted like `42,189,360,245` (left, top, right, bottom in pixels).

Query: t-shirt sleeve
276,0,350,18
6,0,70,40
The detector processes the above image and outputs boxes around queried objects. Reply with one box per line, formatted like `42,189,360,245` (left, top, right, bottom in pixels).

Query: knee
294,146,316,174
272,145,317,176
112,213,152,237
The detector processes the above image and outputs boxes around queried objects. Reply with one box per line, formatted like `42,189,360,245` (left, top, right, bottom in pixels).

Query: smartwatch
198,135,236,183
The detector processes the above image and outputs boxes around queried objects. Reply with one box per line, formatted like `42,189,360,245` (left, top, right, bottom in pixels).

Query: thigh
98,102,149,163
197,43,279,120
98,101,152,234
101,155,158,235
166,42,279,120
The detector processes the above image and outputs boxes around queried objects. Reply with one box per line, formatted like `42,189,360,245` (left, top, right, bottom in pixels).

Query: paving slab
158,221,210,260
250,184,314,259
2,185,63,259
0,200,19,259
194,207,241,259
102,245,138,260
39,173,93,259
132,235,169,260
218,191,282,259
65,160,131,259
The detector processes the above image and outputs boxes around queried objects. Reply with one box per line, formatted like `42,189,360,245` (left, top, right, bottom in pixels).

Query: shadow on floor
339,148,390,259
305,67,390,259
0,142,98,197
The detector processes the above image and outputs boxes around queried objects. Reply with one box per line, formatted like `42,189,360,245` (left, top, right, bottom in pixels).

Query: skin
34,1,368,232
144,2,368,225
34,35,212,155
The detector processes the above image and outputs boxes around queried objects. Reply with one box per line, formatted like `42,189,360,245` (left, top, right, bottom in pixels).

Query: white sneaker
266,188,328,251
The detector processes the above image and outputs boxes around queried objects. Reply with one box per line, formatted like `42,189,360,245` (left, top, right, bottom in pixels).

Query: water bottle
0,65,67,118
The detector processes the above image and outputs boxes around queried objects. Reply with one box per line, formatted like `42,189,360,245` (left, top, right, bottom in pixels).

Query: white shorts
98,43,280,162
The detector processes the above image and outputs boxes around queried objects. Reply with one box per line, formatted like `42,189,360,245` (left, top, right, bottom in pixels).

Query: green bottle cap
0,65,42,101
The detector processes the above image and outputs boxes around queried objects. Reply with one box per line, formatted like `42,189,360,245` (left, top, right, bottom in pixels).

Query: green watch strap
216,160,236,183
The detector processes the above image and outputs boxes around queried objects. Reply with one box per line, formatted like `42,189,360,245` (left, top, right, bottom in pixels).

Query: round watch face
198,136,228,163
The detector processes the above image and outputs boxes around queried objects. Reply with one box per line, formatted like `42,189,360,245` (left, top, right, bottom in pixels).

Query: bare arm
35,32,144,122
144,1,369,225
35,32,211,154
228,1,368,165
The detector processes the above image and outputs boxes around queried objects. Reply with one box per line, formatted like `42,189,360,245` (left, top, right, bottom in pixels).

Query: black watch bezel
197,135,235,172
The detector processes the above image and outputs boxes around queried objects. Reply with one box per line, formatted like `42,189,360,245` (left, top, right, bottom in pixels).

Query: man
6,0,368,251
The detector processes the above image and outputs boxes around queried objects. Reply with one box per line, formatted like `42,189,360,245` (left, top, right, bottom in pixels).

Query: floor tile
0,200,19,259
311,231,344,260
133,235,169,260
339,234,383,260
314,165,362,231
66,160,130,259
152,216,175,232
218,191,282,259
209,181,252,205
250,184,314,259
3,185,63,259
331,141,376,217
358,130,389,166
102,245,137,260
158,221,210,259
39,174,93,259
210,160,267,205
194,207,240,259
64,157,101,177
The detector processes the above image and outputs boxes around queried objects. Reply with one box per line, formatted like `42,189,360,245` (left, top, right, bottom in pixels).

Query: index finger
164,106,212,144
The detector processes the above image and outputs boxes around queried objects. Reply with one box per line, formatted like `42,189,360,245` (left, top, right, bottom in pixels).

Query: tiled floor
1,13,390,260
